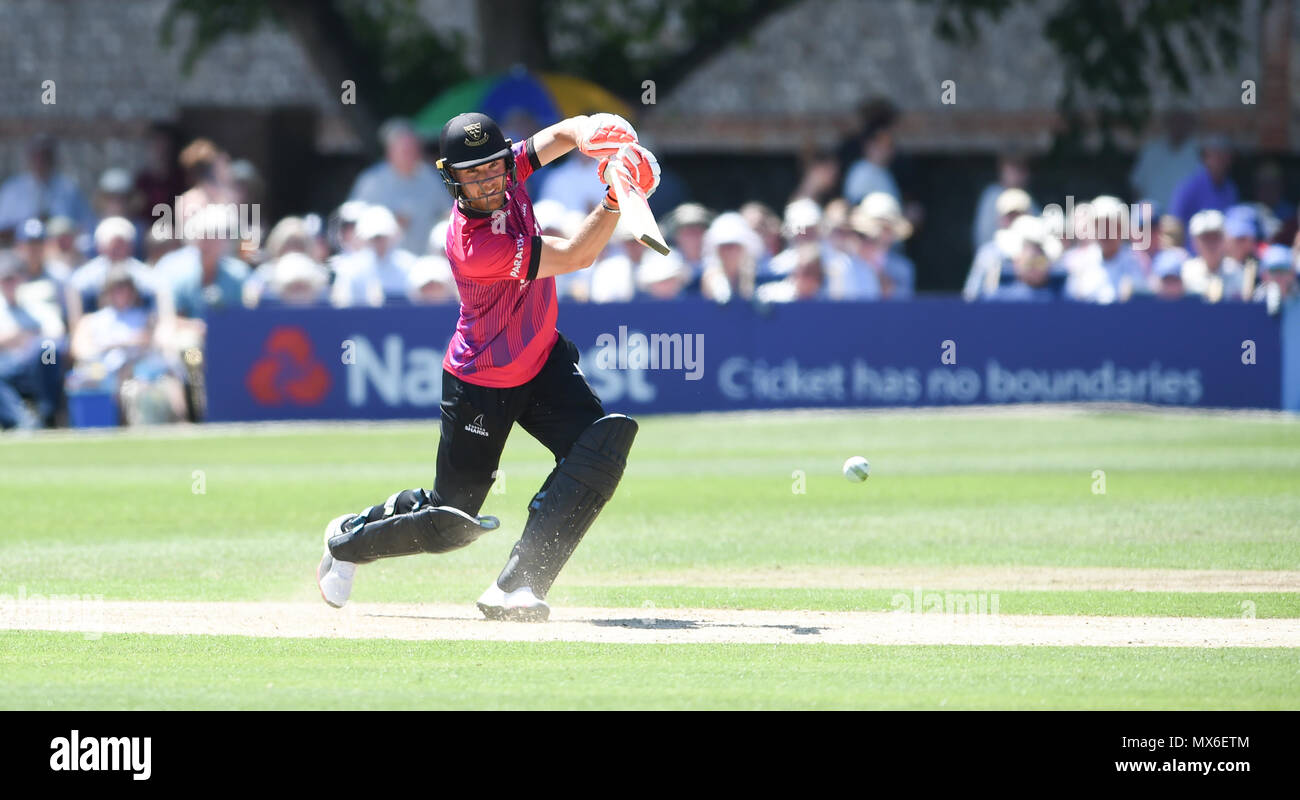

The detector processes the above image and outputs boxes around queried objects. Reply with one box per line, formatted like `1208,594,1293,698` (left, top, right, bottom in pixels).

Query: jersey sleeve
514,138,541,184
456,226,542,283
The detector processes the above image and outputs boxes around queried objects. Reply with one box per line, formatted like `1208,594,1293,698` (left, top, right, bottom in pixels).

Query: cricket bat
604,162,670,256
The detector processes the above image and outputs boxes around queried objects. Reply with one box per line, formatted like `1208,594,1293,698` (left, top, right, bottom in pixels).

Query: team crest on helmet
464,122,488,146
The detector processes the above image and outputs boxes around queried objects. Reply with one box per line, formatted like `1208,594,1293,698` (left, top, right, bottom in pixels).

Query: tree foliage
160,0,793,117
541,0,798,101
925,0,1245,147
161,0,470,117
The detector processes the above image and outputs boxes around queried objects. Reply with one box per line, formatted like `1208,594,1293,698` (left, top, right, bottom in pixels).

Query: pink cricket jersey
443,138,559,388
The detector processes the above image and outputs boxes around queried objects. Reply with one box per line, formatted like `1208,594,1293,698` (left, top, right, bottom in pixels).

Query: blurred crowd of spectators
957,111,1299,310
2,105,1299,429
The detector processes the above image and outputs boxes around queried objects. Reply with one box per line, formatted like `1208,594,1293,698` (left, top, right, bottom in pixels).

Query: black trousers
430,332,605,516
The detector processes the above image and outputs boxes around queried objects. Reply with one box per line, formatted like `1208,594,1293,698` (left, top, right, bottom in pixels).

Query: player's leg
479,334,638,619
317,371,516,607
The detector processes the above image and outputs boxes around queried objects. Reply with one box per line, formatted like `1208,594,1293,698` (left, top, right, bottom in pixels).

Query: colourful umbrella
414,70,636,141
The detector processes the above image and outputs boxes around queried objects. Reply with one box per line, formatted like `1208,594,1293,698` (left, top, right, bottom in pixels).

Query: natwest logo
245,326,332,405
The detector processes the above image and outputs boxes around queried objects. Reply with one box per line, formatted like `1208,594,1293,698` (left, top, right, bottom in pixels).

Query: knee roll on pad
497,414,638,596
328,488,499,564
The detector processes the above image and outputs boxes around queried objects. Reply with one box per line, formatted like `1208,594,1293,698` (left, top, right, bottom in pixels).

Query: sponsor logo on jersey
510,233,525,279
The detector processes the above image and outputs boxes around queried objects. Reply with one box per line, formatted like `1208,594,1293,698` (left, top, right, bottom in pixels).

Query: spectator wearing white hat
972,153,1036,250
963,188,1032,300
95,167,147,260
243,216,311,306
407,251,458,305
262,252,331,307
330,200,370,255
769,199,822,278
635,255,691,301
67,216,158,329
95,168,137,218
588,224,642,304
348,118,449,255
331,205,416,307
532,199,588,302
700,212,762,304
68,266,187,425
983,215,1063,301
769,198,854,296
427,217,451,258
1065,196,1149,302
857,192,915,298
835,208,886,300
818,199,879,299
755,243,830,303
1181,210,1244,302
660,203,713,294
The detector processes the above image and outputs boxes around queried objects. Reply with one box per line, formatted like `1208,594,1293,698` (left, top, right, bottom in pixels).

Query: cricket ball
843,456,871,482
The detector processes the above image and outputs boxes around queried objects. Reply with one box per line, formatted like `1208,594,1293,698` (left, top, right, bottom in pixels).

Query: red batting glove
578,113,638,159
596,143,661,199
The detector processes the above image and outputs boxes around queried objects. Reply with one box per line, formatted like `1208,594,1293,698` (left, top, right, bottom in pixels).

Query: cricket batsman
316,111,660,621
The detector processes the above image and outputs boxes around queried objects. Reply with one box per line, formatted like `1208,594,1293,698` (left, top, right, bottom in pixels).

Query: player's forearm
537,204,619,278
568,202,621,266
531,116,587,166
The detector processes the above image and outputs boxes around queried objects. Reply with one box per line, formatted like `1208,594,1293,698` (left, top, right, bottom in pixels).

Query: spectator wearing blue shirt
0,252,63,429
13,220,71,327
843,101,900,205
634,256,691,301
1223,205,1261,296
1129,110,1201,212
1152,248,1189,300
769,199,848,286
0,135,94,235
155,205,249,322
348,118,450,256
661,203,713,295
1252,245,1295,308
972,153,1035,250
330,205,415,307
1253,161,1296,245
1181,210,1245,302
857,192,916,298
979,215,1063,302
756,243,831,303
66,217,158,329
1169,135,1238,233
167,241,247,320
1090,196,1150,300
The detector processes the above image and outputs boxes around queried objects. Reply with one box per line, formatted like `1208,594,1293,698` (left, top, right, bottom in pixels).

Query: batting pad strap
329,504,499,564
383,492,402,517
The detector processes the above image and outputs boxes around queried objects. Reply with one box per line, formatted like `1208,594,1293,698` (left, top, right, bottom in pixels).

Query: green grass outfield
3,632,1296,710
1,408,1298,709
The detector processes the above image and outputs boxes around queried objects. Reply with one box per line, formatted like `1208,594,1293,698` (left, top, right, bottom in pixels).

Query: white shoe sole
317,514,358,609
477,585,550,622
